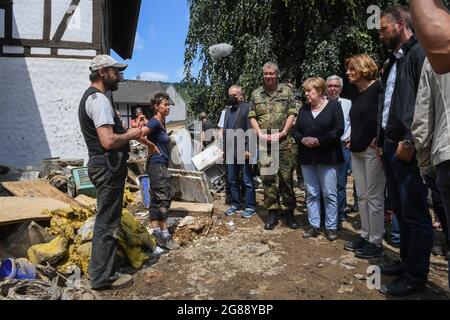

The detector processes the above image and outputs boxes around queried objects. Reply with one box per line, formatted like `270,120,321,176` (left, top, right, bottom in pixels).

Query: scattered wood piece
74,195,96,207
0,197,70,226
1,180,82,207
169,202,214,216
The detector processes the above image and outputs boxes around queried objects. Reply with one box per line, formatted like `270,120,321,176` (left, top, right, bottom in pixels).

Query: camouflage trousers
258,147,296,211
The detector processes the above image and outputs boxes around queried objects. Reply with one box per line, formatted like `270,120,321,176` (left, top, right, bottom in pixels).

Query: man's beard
385,32,402,51
103,74,119,91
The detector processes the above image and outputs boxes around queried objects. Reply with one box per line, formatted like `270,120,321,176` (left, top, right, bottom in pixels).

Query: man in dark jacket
376,6,433,297
223,85,257,218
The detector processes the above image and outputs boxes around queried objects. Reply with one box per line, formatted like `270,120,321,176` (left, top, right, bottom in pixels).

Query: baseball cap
89,54,128,72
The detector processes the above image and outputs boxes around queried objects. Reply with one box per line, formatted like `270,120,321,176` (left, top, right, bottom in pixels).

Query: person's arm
97,125,141,150
410,0,450,74
139,125,160,154
411,60,434,170
292,116,305,144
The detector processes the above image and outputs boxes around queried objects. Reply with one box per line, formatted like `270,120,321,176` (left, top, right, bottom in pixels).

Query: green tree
184,0,447,122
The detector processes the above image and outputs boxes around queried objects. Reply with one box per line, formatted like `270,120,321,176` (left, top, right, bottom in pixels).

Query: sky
112,0,190,83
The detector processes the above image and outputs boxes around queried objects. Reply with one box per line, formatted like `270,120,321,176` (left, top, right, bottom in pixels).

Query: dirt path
98,190,450,300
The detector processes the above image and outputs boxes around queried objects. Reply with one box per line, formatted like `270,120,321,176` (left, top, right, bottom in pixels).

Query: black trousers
147,162,171,221
436,161,450,241
423,172,449,240
382,141,433,284
88,158,127,288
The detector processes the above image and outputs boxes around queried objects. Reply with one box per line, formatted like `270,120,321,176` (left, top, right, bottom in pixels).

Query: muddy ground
97,186,450,301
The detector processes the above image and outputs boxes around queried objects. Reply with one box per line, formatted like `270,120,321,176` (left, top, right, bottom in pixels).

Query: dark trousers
88,159,127,288
337,143,351,221
227,162,256,210
147,162,171,221
423,172,449,239
436,161,450,241
382,141,433,284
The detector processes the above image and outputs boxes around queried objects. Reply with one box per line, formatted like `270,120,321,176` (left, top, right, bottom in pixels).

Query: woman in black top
293,77,344,241
344,54,386,259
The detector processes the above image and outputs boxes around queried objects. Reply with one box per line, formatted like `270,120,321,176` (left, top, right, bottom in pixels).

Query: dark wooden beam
92,0,103,49
0,38,101,50
52,0,81,42
4,2,13,40
43,0,51,40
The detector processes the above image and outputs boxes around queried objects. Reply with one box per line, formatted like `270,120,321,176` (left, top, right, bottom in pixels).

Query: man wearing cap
78,55,142,290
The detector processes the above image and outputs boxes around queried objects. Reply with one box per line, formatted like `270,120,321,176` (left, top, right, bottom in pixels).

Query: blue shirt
146,118,170,164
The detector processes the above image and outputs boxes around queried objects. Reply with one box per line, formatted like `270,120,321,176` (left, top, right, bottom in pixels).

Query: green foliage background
182,0,449,122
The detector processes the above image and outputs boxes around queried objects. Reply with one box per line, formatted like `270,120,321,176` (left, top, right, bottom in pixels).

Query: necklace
312,99,325,111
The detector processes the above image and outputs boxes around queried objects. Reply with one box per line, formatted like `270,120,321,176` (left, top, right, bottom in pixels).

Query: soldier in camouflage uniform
249,62,300,230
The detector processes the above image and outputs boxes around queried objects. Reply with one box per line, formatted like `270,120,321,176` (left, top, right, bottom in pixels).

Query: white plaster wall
50,0,73,39
12,0,44,40
0,57,91,169
165,85,187,123
60,0,93,43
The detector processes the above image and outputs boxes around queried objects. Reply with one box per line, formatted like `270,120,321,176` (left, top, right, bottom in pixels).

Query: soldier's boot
264,210,279,230
284,210,299,229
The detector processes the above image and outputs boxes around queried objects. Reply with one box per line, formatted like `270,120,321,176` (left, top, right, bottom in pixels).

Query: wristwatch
403,139,414,149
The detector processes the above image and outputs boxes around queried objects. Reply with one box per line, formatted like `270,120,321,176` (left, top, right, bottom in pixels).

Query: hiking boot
344,236,369,252
264,210,278,230
303,227,320,239
284,210,299,229
241,208,256,219
326,230,338,241
225,206,240,217
379,262,404,276
355,242,384,259
163,236,180,250
379,274,425,297
432,244,445,257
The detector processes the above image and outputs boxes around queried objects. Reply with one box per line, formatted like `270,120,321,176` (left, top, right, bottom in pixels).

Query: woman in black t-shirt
344,54,386,259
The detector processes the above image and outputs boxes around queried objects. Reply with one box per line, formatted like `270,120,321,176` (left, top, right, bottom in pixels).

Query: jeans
227,162,256,210
337,143,351,221
88,157,127,288
301,164,338,230
436,161,450,241
382,141,433,284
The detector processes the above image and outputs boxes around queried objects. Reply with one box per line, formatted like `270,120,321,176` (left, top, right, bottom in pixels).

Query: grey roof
112,80,175,105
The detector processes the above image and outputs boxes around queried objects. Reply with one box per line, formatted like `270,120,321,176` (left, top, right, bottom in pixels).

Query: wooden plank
1,180,83,207
169,202,214,216
0,197,70,226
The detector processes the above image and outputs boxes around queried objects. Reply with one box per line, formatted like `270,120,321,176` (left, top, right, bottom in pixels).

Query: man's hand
344,139,351,149
127,127,142,140
369,138,377,150
396,141,415,162
245,151,251,160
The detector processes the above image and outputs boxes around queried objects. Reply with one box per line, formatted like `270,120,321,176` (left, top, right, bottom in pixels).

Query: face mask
227,96,239,106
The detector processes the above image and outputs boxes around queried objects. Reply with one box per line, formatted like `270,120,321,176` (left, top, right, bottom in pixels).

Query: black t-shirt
202,120,215,147
349,80,383,153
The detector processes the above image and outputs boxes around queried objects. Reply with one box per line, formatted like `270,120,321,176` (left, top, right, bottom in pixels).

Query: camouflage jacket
249,83,299,149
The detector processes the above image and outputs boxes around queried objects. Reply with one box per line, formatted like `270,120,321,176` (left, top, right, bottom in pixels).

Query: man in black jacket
223,85,257,218
376,6,433,297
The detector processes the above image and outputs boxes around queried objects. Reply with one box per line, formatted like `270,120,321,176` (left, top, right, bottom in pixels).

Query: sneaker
326,230,338,241
303,227,320,239
379,274,425,297
152,230,166,248
344,236,369,252
355,242,384,259
241,208,256,219
225,206,240,217
92,273,133,291
163,236,180,250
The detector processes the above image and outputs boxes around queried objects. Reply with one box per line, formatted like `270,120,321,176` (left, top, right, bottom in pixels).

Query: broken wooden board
74,194,97,207
169,169,214,204
1,180,83,207
0,197,70,226
169,202,214,216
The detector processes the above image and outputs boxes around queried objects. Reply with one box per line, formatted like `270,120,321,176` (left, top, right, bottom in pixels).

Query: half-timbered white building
0,0,141,168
